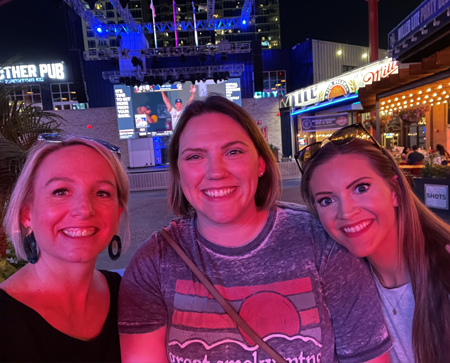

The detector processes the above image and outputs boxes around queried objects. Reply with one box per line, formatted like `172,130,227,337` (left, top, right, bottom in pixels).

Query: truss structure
109,0,136,24
84,42,251,60
64,0,251,35
63,0,104,30
102,64,245,83
207,0,215,22
240,0,254,24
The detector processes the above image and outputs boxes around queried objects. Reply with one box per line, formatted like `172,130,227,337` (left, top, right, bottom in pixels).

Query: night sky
279,0,424,49
0,0,427,63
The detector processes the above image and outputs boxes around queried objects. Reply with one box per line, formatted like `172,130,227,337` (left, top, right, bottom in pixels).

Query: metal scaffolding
102,64,245,83
84,42,251,60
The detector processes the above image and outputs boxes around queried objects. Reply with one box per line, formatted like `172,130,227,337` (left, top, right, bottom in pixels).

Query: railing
128,162,300,192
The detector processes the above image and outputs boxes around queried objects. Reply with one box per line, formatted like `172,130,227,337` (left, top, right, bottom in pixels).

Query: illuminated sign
388,0,450,52
425,184,449,210
0,63,65,84
254,90,285,99
280,58,398,109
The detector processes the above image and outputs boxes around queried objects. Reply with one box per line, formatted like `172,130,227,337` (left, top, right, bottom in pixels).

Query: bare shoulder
0,265,32,296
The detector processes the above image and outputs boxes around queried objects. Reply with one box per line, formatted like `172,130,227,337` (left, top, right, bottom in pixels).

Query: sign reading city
0,63,65,84
254,90,286,99
280,58,398,110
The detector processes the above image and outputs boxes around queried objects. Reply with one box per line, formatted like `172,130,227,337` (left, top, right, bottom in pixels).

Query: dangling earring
108,235,122,261
24,229,39,264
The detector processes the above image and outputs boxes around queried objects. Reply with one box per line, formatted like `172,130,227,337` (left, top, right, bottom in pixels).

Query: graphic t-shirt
119,203,392,363
170,108,183,130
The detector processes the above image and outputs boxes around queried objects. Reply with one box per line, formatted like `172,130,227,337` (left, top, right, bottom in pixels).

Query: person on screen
161,84,196,130
137,106,158,124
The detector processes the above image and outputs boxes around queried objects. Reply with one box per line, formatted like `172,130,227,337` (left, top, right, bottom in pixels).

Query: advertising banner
300,113,349,132
280,58,398,110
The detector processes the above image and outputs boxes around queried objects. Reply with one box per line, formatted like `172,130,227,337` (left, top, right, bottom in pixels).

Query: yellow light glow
337,50,342,55
402,96,406,99
417,97,421,100
425,95,429,98
395,98,398,101
419,90,423,94
427,88,431,92
409,94,413,97
382,101,385,105
438,97,442,100
388,100,391,103
438,85,443,89
433,93,437,96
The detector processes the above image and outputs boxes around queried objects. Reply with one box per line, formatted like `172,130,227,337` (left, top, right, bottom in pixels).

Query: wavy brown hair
168,95,281,216
300,139,450,363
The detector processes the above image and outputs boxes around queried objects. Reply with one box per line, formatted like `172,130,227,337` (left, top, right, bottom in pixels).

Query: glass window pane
60,83,68,92
71,92,78,101
51,84,60,93
61,93,69,101
33,95,41,103
32,85,40,94
53,95,61,102
54,105,62,111
63,104,71,110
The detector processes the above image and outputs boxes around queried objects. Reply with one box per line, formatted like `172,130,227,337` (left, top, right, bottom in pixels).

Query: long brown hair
168,94,281,216
300,139,450,363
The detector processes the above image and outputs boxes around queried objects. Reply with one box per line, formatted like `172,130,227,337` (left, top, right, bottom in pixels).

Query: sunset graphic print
167,276,323,363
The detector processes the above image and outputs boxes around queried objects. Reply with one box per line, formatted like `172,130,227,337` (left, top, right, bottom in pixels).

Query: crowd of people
1,95,450,363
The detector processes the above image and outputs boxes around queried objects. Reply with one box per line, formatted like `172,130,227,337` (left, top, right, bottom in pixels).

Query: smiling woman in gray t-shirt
118,96,392,363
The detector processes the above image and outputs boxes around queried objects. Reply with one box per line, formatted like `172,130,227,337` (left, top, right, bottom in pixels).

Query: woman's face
309,154,398,258
178,112,265,227
22,145,122,264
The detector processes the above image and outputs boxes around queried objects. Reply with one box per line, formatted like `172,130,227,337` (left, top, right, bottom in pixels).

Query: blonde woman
1,135,130,362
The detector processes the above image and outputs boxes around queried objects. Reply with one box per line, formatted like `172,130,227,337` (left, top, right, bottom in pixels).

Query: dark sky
279,0,424,49
0,0,426,63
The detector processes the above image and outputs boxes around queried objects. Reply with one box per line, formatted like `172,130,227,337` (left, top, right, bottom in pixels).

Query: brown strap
159,229,288,363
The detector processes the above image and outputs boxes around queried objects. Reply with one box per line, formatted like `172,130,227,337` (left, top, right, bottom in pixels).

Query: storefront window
51,83,88,111
7,85,42,110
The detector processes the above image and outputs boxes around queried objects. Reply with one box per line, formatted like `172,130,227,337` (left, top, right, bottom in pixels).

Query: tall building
80,0,280,52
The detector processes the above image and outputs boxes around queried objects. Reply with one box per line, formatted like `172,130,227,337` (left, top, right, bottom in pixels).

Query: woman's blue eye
355,183,370,194
186,155,201,160
228,149,243,156
52,188,68,196
318,197,334,207
97,190,111,197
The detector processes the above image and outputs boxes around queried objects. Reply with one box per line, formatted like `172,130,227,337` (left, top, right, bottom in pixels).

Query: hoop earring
24,230,39,264
108,235,122,261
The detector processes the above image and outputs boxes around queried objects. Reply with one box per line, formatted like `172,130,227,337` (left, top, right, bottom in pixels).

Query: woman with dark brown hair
300,125,450,363
118,96,391,363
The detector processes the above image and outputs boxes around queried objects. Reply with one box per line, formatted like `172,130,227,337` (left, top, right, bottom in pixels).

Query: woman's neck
198,208,269,247
367,233,410,288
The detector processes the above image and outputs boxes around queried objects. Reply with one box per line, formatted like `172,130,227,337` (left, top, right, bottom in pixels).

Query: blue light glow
96,26,103,33
242,20,247,25
291,94,360,115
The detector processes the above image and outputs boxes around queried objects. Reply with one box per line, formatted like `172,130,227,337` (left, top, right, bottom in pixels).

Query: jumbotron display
114,79,242,140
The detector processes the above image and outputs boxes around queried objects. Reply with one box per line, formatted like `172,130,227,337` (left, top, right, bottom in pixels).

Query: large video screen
114,79,242,140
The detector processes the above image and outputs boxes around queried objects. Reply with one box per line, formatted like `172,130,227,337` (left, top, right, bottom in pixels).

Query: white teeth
204,188,236,198
343,221,371,234
62,228,96,237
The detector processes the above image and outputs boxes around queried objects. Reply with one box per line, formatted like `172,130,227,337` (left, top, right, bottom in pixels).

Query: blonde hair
168,95,281,216
4,136,130,260
300,139,450,362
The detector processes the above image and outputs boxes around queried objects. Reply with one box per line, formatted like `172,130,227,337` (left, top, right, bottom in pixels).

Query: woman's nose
206,156,229,180
337,197,361,220
71,194,94,218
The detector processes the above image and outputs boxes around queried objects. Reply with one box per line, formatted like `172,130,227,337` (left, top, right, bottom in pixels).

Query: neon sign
0,62,65,84
254,90,285,99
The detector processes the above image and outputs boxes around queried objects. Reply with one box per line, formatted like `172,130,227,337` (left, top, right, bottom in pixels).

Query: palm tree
0,84,64,259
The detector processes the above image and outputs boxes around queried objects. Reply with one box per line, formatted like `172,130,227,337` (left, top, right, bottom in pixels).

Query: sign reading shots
425,184,449,210
115,85,136,140
0,63,65,84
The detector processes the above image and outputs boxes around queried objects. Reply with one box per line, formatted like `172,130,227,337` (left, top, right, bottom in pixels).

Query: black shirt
0,270,121,363
407,151,425,165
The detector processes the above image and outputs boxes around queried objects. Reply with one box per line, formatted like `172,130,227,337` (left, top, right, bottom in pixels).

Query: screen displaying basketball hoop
114,78,242,140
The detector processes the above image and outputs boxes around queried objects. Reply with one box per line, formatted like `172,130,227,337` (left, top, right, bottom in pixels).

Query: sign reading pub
0,62,65,84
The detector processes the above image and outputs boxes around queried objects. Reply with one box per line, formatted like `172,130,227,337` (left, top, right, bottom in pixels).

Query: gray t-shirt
371,268,415,363
119,202,391,363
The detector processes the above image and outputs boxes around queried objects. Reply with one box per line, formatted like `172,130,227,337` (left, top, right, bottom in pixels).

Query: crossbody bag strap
159,229,287,363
